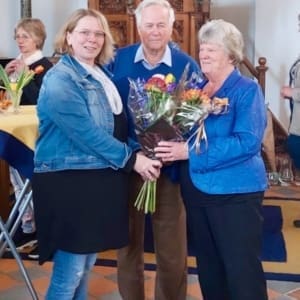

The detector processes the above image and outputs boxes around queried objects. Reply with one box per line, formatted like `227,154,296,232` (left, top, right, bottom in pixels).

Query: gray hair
198,19,244,65
135,0,175,28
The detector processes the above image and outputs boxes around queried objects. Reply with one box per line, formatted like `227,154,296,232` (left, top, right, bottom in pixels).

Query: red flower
145,77,167,92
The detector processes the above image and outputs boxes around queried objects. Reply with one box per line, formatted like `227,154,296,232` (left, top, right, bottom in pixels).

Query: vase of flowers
0,65,35,113
6,83,23,113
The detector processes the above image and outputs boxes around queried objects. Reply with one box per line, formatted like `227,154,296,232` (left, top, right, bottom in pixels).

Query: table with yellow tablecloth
0,105,38,179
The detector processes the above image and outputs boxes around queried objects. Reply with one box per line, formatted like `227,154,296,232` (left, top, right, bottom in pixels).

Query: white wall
255,0,300,129
210,0,255,63
0,0,87,58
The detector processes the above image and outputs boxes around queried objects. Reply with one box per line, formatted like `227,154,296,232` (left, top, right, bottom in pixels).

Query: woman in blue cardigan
155,19,268,300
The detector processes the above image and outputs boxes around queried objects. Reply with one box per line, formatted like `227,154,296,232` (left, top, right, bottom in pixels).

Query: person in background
5,18,52,259
155,19,268,300
32,8,161,299
5,18,52,105
280,13,300,227
108,0,200,299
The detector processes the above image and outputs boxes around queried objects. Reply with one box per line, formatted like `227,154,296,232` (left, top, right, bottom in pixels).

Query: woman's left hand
154,141,188,162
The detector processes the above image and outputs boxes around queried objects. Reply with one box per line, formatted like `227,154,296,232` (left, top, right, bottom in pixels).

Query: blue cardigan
188,69,268,194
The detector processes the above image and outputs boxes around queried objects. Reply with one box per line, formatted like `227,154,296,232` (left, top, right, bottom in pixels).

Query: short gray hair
135,0,175,28
198,19,244,65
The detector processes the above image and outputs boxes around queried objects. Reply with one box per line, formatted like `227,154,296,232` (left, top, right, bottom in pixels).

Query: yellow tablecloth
0,105,38,150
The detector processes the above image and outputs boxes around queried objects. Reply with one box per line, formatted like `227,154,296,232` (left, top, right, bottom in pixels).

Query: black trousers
184,192,268,300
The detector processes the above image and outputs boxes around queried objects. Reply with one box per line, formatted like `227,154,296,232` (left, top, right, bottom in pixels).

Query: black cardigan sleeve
21,57,53,105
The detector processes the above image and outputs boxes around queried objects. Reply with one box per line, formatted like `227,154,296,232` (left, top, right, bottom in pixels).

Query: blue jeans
46,250,97,300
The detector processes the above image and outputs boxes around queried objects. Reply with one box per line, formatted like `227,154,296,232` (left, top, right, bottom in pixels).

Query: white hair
135,0,175,28
198,19,244,65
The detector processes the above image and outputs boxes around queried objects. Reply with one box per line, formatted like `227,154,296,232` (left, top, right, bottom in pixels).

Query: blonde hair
54,9,115,65
198,19,244,65
15,18,47,50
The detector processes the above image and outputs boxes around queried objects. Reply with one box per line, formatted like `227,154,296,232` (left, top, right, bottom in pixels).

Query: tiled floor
1,256,300,300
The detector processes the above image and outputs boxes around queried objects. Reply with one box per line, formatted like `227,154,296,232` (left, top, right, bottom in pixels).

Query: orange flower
33,65,44,74
182,88,210,105
0,91,12,110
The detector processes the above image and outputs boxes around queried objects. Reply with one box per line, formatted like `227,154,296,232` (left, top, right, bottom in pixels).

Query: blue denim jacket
34,54,140,173
188,69,268,194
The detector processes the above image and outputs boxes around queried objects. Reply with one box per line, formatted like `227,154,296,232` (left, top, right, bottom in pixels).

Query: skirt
32,168,129,264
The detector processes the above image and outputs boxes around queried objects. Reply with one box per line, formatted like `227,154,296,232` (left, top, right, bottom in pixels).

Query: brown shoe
293,220,300,228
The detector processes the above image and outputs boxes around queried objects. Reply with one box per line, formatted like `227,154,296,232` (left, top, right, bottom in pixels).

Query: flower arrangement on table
0,90,11,111
0,64,44,112
128,64,228,214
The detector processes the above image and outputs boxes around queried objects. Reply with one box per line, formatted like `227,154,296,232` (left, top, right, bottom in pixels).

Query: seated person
5,18,52,105
5,18,52,259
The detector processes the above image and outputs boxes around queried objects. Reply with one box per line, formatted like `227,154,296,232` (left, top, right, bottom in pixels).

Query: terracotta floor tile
1,258,300,299
0,273,20,291
144,276,155,299
31,276,50,297
187,282,202,298
288,288,300,299
267,288,282,300
88,276,118,297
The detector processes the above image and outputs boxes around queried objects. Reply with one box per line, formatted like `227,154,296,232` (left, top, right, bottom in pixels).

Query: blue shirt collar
134,44,172,70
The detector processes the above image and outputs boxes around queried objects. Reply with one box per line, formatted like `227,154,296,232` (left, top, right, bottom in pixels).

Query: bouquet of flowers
174,80,229,153
128,65,228,214
128,73,179,214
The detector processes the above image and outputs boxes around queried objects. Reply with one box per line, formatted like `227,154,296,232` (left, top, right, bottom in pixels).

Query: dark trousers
184,192,268,300
287,134,300,169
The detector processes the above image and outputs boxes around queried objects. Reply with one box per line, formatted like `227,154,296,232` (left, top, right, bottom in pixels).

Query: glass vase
7,89,23,113
279,156,294,185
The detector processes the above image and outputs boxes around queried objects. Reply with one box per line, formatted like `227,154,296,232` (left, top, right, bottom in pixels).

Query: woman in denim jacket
155,20,268,300
32,9,161,299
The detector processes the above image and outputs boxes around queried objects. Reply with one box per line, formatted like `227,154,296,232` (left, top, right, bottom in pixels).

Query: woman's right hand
280,86,293,99
134,152,162,181
4,59,27,76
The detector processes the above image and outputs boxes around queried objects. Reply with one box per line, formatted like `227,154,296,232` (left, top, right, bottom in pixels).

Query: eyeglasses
74,30,106,39
14,34,32,40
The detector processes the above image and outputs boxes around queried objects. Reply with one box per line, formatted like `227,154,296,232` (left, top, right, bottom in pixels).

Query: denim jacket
34,54,140,173
188,69,268,194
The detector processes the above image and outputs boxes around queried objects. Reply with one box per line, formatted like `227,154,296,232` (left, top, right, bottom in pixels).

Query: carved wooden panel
168,0,184,12
172,14,189,53
107,15,136,47
88,0,211,60
99,0,128,13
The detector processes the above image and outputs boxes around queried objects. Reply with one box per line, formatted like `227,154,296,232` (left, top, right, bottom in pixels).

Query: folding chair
0,168,38,299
